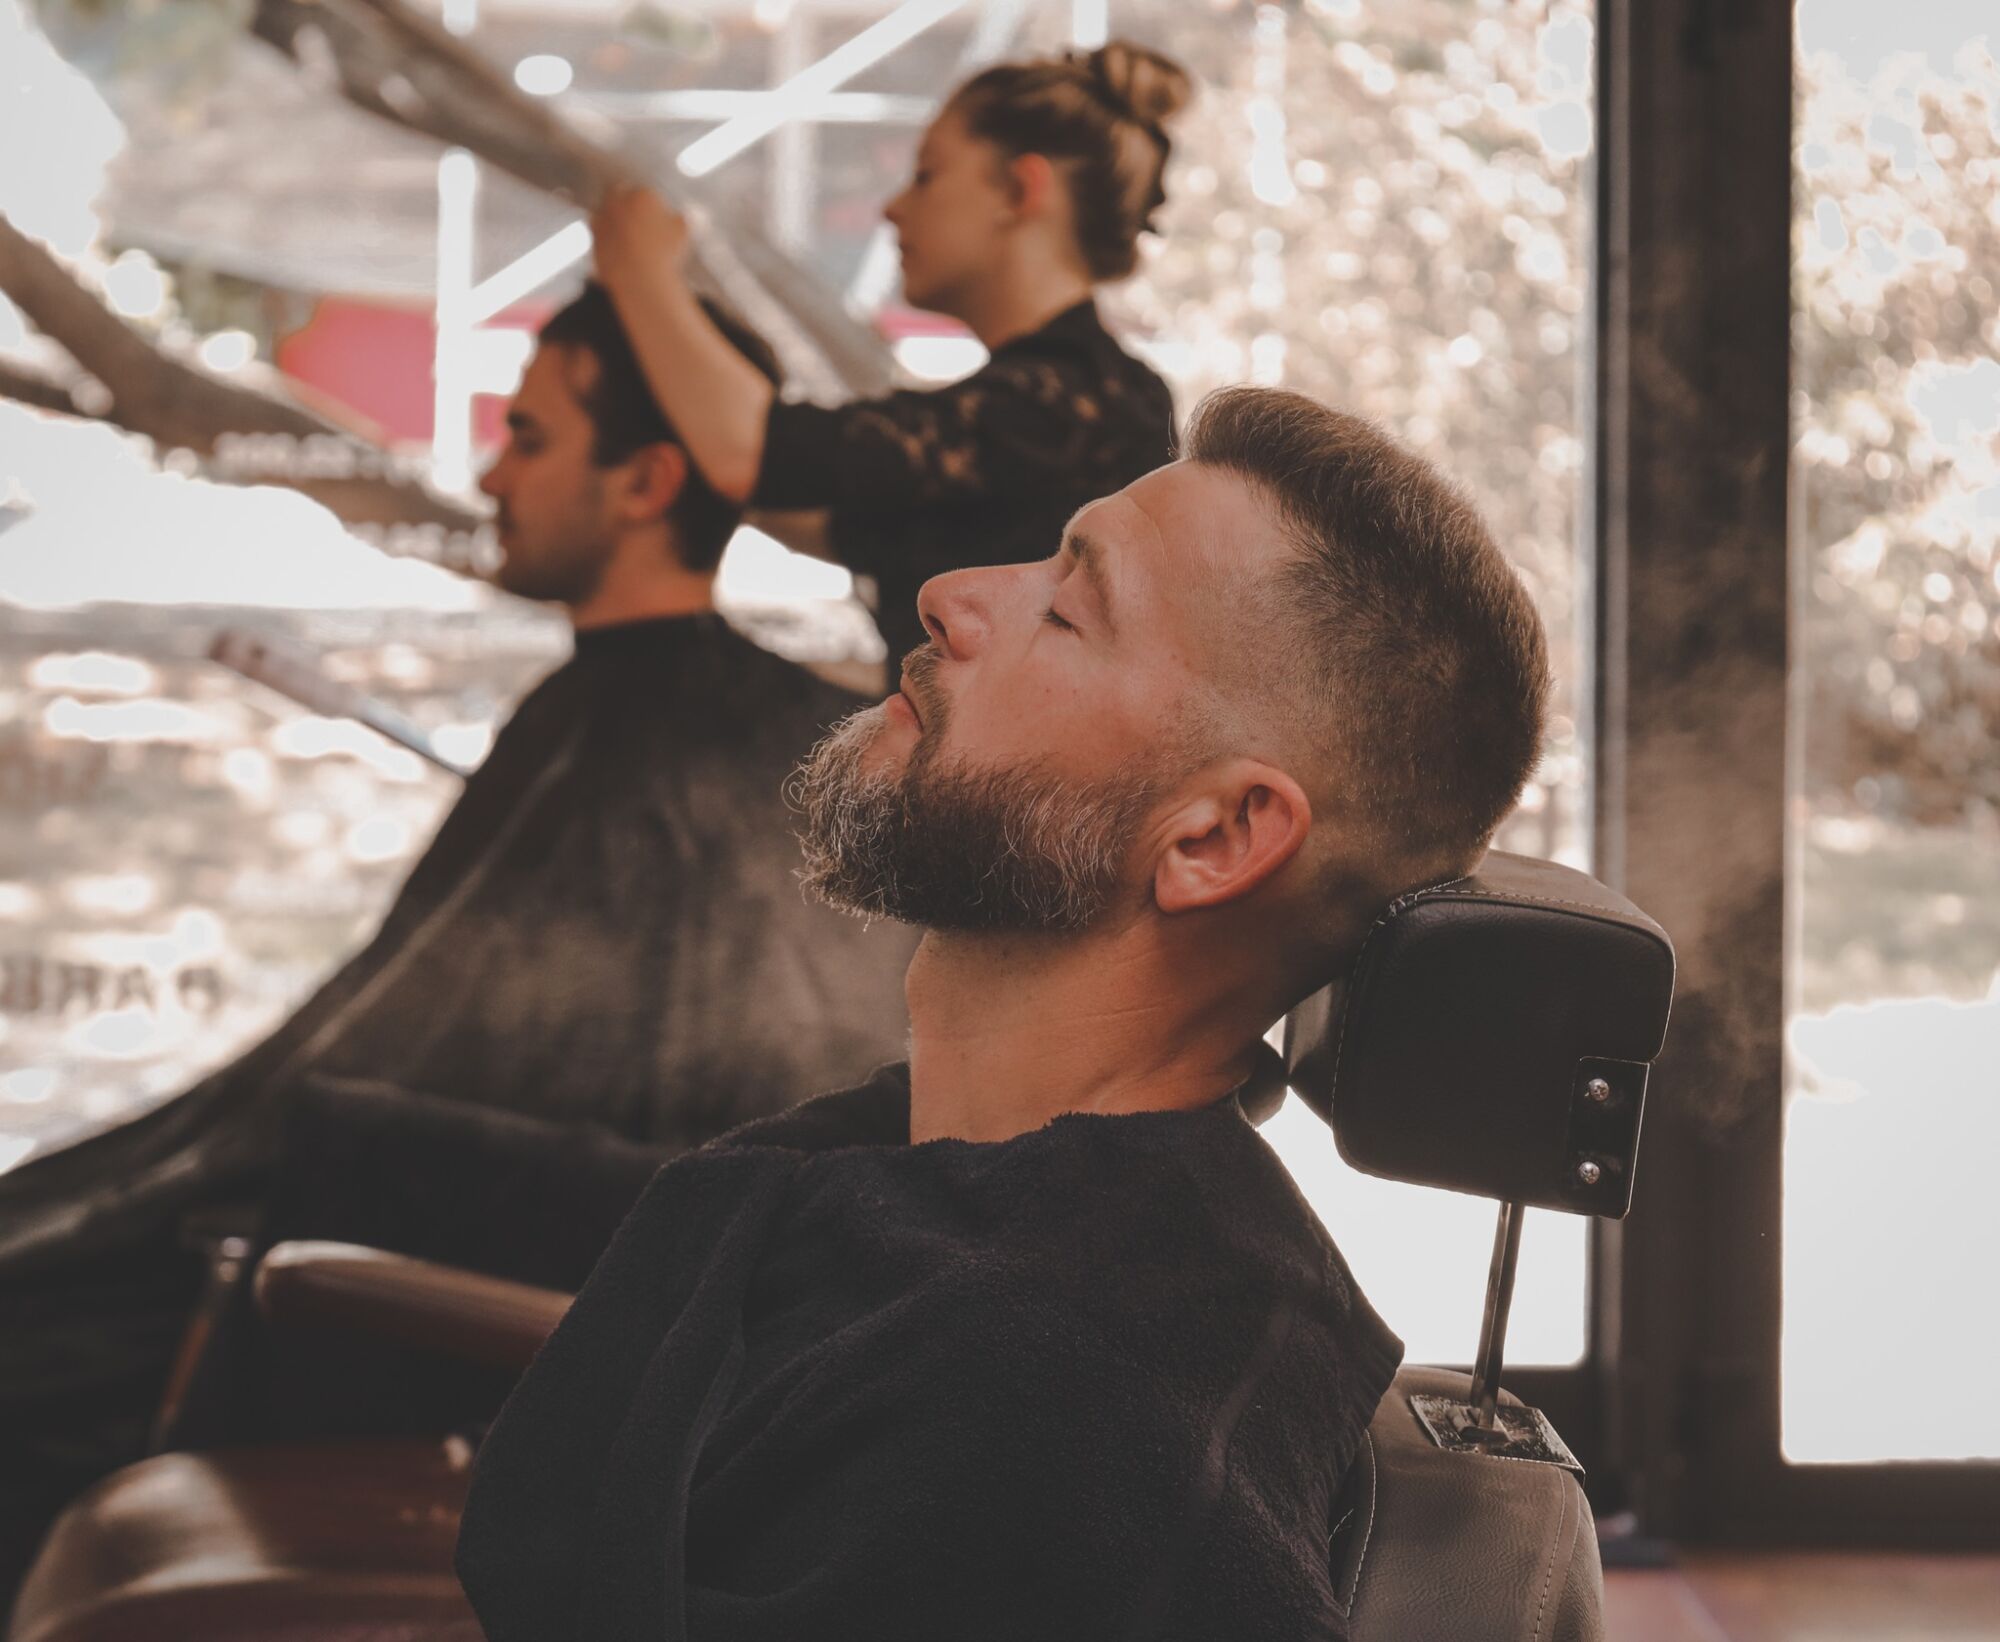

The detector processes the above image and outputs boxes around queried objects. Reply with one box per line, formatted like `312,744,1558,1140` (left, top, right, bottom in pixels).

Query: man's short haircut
538,283,782,572
1183,387,1550,884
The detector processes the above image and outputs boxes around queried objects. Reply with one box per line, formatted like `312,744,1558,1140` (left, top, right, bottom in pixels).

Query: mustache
899,643,946,731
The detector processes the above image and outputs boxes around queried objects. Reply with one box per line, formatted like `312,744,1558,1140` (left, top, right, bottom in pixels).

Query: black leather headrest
1283,851,1675,1218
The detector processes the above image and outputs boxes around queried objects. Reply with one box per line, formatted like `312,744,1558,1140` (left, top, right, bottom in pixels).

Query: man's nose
914,566,999,661
476,459,505,500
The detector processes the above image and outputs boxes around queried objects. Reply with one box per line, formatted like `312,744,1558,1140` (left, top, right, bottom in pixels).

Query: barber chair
1285,849,1675,1638
10,852,1672,1642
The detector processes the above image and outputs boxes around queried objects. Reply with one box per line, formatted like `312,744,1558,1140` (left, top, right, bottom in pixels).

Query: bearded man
455,386,1552,1641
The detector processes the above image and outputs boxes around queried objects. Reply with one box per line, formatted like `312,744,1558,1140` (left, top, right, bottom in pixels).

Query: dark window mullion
1595,0,1793,1540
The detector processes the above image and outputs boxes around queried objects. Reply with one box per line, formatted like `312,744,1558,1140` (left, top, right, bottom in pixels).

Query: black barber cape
0,615,912,1603
457,1064,1404,1641
0,614,912,1276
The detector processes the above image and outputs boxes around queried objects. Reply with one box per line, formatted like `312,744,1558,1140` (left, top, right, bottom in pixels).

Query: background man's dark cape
0,614,913,1603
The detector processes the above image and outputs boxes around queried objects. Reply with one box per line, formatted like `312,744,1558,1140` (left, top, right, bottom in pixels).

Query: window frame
1592,0,2000,1544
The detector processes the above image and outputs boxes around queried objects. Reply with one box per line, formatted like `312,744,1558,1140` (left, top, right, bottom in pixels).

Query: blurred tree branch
10,0,903,553
0,209,487,537
0,354,86,419
0,208,340,448
247,0,897,400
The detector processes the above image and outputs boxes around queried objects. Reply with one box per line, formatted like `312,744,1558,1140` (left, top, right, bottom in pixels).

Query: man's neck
569,542,716,632
903,928,1266,1144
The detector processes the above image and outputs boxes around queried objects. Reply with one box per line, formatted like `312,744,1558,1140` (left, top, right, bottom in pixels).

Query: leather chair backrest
1337,1367,1603,1642
1285,850,1675,1216
1287,854,1672,1639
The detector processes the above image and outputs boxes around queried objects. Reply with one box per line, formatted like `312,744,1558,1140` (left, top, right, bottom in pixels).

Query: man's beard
792,660,1159,934
493,506,614,606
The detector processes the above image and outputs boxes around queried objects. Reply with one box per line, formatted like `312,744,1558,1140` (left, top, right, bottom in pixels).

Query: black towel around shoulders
456,1064,1403,1641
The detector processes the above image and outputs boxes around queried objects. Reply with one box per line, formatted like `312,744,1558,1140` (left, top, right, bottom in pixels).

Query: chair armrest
253,1240,573,1373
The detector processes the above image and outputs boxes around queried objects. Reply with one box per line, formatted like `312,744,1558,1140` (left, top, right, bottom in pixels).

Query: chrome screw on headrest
1585,1077,1612,1103
1575,1160,1603,1186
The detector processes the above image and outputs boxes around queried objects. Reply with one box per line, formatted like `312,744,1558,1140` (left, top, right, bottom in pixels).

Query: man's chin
794,702,918,819
494,556,587,608
853,702,920,773
492,550,532,598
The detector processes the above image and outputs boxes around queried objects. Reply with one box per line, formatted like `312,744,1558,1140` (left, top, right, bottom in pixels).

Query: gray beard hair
790,707,1160,934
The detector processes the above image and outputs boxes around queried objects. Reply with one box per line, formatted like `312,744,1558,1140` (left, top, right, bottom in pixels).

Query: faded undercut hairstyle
1183,388,1550,886
539,284,782,571
949,40,1192,282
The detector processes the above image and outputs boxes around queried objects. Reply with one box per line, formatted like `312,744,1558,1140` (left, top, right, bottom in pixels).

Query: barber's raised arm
590,184,774,505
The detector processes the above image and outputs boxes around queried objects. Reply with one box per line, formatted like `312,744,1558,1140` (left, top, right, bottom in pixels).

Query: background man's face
479,344,621,606
796,462,1290,930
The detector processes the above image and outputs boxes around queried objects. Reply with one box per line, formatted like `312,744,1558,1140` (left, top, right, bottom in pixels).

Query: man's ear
1005,152,1060,223
615,441,690,525
1153,762,1312,914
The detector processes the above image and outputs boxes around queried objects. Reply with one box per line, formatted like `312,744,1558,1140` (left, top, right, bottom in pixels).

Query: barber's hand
590,183,692,288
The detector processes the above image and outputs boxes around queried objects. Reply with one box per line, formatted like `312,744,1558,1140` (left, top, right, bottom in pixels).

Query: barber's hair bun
951,40,1195,282
1084,41,1192,132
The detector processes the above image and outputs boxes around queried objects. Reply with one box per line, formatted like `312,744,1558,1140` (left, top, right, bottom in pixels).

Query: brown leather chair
12,852,1672,1642
1336,1369,1606,1641
10,1440,480,1642
7,1247,559,1642
15,1258,1606,1642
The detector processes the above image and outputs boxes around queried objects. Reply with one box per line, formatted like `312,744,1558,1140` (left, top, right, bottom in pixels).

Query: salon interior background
1,0,1997,1496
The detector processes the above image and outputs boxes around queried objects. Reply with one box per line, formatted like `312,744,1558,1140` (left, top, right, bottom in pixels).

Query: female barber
590,40,1190,669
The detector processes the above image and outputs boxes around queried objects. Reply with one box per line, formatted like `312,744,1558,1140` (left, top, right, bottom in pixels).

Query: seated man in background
456,386,1551,1639
0,286,912,1608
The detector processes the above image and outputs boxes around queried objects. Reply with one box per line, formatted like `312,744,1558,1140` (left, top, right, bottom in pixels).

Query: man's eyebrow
1060,531,1119,637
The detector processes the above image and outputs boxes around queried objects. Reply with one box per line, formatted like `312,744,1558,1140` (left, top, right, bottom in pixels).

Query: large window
1784,1,2000,1463
0,0,565,1166
4,0,1599,1370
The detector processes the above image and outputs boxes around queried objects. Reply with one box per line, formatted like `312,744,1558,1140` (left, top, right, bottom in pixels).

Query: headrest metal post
1469,1199,1524,1430
1407,1193,1583,1475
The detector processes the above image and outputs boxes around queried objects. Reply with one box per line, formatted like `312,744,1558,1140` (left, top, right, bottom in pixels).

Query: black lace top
753,299,1176,668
